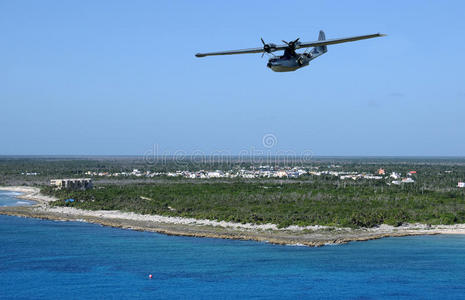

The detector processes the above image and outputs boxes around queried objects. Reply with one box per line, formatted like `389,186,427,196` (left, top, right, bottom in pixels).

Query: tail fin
309,30,327,58
317,30,327,53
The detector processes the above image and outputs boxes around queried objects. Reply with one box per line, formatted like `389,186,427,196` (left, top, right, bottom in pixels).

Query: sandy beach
2,186,465,247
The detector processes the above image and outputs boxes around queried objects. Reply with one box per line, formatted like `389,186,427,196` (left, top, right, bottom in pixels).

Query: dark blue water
1,193,465,299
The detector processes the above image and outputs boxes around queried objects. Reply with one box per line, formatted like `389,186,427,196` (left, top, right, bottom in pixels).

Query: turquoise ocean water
1,190,465,299
0,190,35,207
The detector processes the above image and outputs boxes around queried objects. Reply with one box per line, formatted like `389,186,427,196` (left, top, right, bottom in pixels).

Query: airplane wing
297,33,386,48
195,46,285,57
195,33,385,57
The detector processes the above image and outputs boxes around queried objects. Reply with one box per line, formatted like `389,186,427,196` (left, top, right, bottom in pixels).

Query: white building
275,171,288,178
402,177,415,183
50,178,93,190
207,171,222,178
390,172,401,179
458,182,465,188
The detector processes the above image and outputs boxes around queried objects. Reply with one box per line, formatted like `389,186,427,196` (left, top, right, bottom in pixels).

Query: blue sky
1,1,464,156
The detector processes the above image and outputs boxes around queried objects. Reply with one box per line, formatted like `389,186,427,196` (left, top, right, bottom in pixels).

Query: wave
0,191,22,196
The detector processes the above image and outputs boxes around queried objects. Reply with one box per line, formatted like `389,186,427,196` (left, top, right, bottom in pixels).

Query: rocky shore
2,186,465,247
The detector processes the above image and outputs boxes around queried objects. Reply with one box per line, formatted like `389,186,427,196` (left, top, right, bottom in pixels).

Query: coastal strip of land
2,186,465,247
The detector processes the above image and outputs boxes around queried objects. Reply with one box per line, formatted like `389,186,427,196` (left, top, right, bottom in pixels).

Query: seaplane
195,31,385,72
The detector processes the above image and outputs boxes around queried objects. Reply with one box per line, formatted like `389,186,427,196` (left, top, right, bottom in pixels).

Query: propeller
282,38,300,50
260,38,277,57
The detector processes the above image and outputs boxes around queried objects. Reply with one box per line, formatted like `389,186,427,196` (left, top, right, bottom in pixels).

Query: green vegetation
2,156,465,228
43,180,465,228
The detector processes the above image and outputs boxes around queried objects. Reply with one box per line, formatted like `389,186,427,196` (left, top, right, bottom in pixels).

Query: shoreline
1,186,465,247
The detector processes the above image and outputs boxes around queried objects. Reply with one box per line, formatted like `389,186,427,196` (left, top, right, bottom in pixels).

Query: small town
20,165,464,189
80,166,433,185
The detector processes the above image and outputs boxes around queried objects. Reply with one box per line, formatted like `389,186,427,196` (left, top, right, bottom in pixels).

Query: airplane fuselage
266,53,311,72
266,43,327,72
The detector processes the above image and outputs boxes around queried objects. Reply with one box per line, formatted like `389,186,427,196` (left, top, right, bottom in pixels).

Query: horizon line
1,155,465,159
